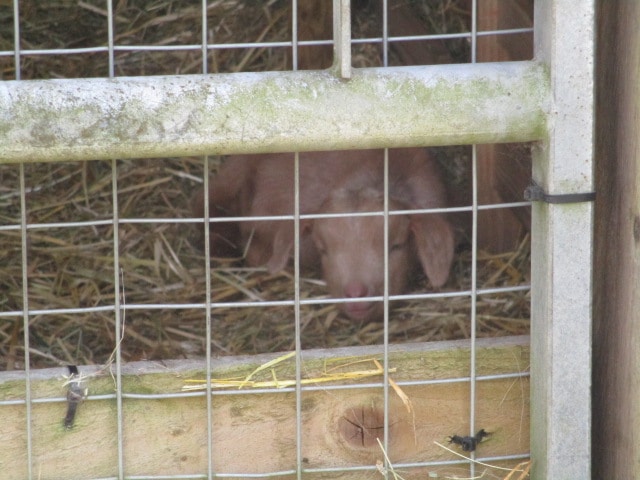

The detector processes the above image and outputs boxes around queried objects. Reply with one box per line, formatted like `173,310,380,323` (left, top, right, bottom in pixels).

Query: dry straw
0,0,529,370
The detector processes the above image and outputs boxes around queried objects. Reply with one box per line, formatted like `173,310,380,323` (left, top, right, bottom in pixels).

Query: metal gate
0,1,593,478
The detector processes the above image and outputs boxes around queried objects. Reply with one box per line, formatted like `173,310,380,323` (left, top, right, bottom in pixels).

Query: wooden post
476,0,533,253
593,1,640,478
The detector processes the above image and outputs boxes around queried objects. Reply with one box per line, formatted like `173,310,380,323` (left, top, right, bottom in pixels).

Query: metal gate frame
0,1,594,478
530,2,594,478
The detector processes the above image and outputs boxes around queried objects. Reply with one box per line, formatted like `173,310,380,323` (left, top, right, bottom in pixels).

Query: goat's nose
344,282,368,298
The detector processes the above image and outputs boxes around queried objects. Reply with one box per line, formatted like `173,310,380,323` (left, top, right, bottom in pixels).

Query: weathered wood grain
593,1,640,478
1,336,529,479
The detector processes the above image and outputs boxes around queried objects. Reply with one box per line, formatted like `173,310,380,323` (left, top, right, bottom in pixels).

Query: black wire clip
64,365,88,430
524,182,596,204
448,429,490,452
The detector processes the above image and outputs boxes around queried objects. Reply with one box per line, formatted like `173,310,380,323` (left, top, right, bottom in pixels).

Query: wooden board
0,336,529,479
476,0,533,253
593,1,640,478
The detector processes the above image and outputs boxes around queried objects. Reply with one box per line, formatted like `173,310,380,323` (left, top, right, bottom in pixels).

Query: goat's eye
390,242,405,253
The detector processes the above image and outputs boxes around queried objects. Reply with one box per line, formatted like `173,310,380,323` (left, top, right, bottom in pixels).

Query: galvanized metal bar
332,0,351,78
469,2,479,477
382,147,391,478
293,8,302,475
12,0,20,80
18,163,33,480
107,0,114,78
111,161,125,480
0,62,548,164
293,152,303,480
530,1,595,479
291,0,298,71
382,0,388,68
200,3,215,480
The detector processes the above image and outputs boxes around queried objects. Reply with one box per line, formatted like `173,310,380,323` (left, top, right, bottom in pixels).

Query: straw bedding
0,0,530,370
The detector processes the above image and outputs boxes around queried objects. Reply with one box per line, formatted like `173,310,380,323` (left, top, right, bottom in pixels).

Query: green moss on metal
0,63,549,162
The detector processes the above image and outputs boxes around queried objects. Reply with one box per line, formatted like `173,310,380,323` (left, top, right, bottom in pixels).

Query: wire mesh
0,1,534,478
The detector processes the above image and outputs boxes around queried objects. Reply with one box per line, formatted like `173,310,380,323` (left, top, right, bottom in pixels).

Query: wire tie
524,183,596,204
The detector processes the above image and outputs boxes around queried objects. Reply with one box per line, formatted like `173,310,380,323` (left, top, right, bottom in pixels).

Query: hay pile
0,0,530,370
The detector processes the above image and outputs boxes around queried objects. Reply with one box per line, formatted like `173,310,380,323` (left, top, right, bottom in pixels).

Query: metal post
531,1,595,478
332,0,351,79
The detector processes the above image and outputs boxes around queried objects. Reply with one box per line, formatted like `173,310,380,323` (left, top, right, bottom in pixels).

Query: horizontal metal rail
0,61,548,164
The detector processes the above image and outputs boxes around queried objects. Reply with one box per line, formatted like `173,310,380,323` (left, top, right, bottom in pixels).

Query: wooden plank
0,336,529,479
476,0,533,253
593,1,640,478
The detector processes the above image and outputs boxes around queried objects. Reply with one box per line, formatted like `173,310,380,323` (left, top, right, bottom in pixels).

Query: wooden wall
593,1,640,478
475,0,533,253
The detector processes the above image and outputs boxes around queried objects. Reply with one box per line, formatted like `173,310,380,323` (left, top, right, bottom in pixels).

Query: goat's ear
411,214,455,288
266,220,312,274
